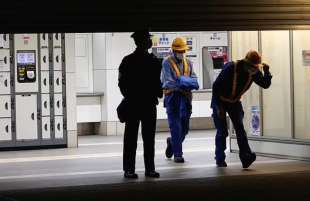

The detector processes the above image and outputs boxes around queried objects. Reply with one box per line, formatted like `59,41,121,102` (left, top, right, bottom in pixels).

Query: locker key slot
57,100,60,108
44,124,48,131
4,56,7,64
31,113,35,120
5,102,8,110
57,123,61,131
43,78,47,86
44,101,48,108
43,56,46,63
5,125,8,133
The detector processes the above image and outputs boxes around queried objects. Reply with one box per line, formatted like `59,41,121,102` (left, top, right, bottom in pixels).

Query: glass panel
232,31,260,136
293,30,310,139
261,31,292,138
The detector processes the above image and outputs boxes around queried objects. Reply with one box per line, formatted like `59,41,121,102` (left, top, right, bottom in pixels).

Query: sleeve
118,57,130,97
156,59,163,98
161,59,179,89
252,69,272,89
212,62,234,105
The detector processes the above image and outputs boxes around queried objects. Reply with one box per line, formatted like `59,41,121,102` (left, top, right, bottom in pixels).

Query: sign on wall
302,50,310,66
250,106,260,136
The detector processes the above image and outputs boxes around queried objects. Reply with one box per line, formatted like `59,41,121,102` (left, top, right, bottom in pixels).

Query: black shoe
240,152,256,169
124,171,138,179
216,161,227,167
145,171,160,178
174,156,185,163
165,137,173,159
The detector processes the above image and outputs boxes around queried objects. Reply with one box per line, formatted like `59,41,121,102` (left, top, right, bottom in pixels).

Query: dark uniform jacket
211,60,272,108
118,49,163,106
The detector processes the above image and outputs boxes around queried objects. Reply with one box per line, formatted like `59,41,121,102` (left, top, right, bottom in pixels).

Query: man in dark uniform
118,30,163,179
211,50,272,168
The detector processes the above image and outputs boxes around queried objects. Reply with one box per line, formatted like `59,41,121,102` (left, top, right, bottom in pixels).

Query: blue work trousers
212,101,252,162
167,111,190,157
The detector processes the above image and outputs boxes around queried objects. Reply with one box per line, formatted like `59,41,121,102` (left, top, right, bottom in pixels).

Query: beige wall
261,31,292,138
293,30,310,139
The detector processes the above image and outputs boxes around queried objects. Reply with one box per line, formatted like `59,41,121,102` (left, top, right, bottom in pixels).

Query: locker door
42,116,50,139
53,33,61,47
40,48,49,70
0,34,9,49
40,33,48,48
53,48,62,70
0,95,11,118
55,116,63,139
0,72,10,94
16,94,38,140
54,93,63,116
41,71,50,93
0,49,10,71
0,118,11,141
53,71,62,93
41,94,50,116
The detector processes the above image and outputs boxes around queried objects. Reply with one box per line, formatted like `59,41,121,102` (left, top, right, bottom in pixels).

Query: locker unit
0,95,11,118
0,34,10,49
16,94,38,140
0,33,67,149
0,49,10,71
0,72,10,94
0,119,11,141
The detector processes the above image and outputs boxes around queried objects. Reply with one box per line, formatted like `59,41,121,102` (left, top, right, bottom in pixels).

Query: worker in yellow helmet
161,37,199,163
211,50,272,168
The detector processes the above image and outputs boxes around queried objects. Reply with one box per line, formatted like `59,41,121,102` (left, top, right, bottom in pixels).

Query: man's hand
262,63,270,72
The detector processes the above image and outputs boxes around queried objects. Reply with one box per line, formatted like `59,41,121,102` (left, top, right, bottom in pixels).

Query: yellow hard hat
172,37,189,51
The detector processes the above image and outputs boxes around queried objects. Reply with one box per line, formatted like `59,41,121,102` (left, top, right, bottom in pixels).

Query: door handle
56,78,60,85
55,33,59,40
31,113,35,120
4,56,7,64
56,55,59,63
57,100,60,108
4,79,8,87
44,101,48,108
43,78,47,86
44,124,48,131
43,55,46,63
57,123,61,131
3,34,6,41
5,102,8,110
5,125,9,133
42,33,46,40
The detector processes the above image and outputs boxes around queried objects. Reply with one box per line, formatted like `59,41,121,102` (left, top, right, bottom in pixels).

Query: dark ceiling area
2,0,310,33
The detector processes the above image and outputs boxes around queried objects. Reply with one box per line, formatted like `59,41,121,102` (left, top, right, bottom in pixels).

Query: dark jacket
211,60,272,108
118,49,163,106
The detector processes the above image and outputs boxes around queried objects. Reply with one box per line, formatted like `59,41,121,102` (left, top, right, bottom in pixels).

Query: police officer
118,30,163,179
161,37,199,163
211,50,272,168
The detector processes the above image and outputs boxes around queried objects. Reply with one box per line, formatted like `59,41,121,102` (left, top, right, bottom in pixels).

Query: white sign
250,106,260,136
203,32,228,47
302,50,310,66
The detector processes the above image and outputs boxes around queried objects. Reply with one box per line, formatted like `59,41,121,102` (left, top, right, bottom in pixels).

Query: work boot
240,152,256,169
216,161,227,167
165,137,173,159
174,156,185,163
145,171,160,178
124,171,138,179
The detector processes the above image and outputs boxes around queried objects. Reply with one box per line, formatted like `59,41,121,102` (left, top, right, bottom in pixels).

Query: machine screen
17,52,35,65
